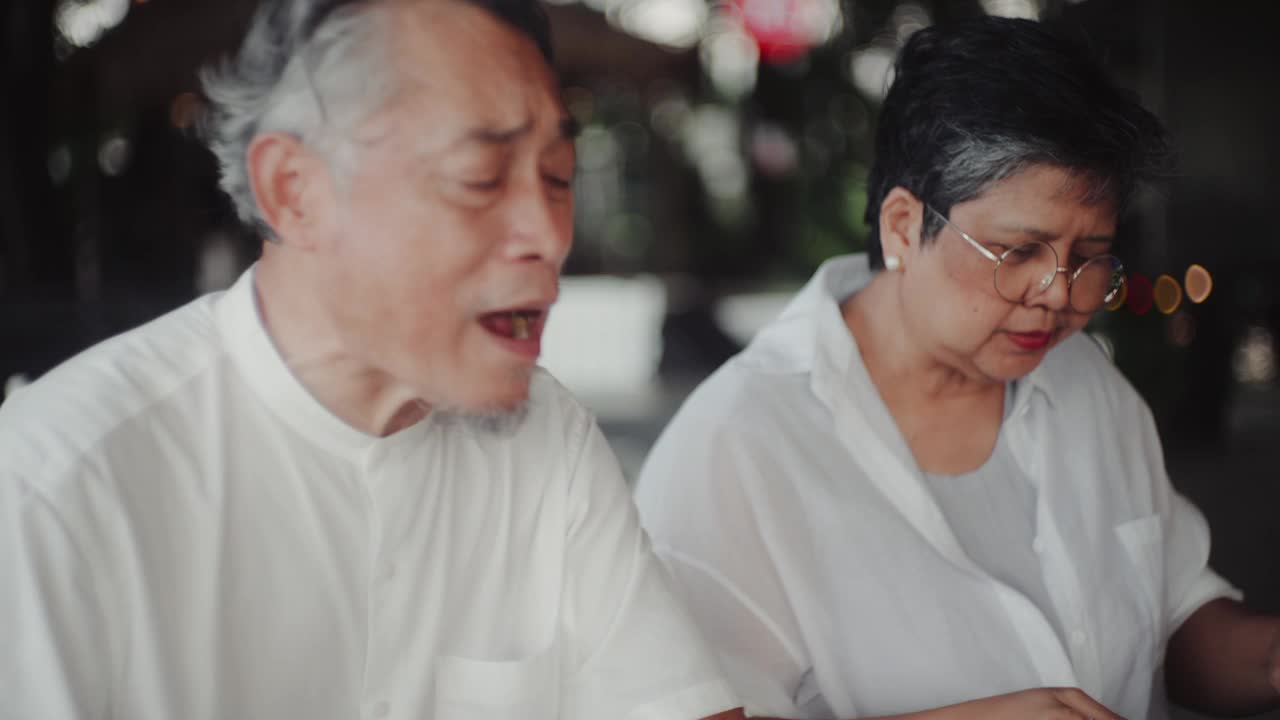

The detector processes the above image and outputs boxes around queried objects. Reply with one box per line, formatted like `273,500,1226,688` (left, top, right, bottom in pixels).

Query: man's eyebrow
446,116,580,150
457,120,534,146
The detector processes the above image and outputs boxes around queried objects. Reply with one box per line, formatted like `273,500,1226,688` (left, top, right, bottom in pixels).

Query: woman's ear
245,132,333,250
878,186,925,269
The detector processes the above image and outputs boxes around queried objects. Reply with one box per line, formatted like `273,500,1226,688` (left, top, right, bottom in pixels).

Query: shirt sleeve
635,413,818,719
1131,404,1243,636
0,472,113,720
560,414,740,720
1164,489,1241,632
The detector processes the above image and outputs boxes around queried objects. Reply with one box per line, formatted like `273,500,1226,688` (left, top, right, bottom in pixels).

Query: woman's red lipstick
1006,330,1054,351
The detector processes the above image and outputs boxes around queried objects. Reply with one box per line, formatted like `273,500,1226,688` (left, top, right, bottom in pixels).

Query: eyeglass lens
993,242,1125,313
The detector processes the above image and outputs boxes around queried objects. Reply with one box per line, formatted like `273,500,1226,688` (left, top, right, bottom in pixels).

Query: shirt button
1032,537,1046,554
371,700,390,718
1070,629,1087,646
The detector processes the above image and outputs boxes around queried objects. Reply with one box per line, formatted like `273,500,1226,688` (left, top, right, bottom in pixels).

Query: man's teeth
512,311,530,340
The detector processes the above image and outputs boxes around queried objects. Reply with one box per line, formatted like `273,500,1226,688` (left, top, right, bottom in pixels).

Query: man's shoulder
0,294,227,482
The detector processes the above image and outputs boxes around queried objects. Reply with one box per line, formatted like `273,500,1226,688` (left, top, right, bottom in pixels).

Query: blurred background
1,0,1277,716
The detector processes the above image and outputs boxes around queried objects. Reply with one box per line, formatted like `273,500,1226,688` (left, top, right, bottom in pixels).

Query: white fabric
0,267,737,720
922,402,1063,652
635,253,1239,720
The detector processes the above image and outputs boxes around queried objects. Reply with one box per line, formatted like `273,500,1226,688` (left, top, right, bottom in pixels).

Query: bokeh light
609,0,706,49
97,135,131,176
1233,326,1277,385
55,0,130,49
847,45,896,102
1126,273,1153,315
1153,274,1183,315
1185,263,1213,304
700,15,760,99
1167,311,1197,348
979,0,1042,20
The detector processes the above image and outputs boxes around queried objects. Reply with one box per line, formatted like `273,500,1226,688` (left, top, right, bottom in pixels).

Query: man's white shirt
0,267,736,720
635,254,1238,720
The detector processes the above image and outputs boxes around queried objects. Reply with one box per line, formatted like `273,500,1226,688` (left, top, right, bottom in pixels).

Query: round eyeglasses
926,205,1126,314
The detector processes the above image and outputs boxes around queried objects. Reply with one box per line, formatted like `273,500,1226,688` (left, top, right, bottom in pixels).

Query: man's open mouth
479,309,544,341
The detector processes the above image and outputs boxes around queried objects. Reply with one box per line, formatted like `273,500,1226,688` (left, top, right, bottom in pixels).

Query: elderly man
0,1,743,718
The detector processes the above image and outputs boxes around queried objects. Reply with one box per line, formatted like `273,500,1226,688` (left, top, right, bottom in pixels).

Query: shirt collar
746,252,1059,413
214,265,432,459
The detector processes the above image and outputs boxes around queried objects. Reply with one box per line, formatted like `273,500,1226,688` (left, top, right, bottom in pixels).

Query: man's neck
253,249,427,437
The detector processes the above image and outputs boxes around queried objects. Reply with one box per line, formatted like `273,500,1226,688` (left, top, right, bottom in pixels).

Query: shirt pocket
1112,514,1166,664
434,646,559,720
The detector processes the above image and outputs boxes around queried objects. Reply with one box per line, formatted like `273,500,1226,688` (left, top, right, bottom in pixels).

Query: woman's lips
1006,330,1054,351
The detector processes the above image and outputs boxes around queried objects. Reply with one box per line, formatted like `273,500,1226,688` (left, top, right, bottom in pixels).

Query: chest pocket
1112,514,1166,666
434,646,559,720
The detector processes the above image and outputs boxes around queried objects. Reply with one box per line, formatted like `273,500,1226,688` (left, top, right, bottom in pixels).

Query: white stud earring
884,255,902,271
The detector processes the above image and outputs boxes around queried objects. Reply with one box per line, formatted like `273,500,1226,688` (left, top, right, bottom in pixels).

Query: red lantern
734,0,825,63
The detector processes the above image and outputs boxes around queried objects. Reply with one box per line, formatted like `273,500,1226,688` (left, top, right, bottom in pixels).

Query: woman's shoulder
1035,332,1150,419
682,355,829,438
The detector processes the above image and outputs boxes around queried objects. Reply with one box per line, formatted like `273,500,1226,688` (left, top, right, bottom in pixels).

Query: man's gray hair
199,0,397,240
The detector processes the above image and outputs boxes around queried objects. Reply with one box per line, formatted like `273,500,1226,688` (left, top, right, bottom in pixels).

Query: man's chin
435,372,532,426
436,398,530,435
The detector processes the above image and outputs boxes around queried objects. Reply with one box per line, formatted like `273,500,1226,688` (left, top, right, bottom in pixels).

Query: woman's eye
544,174,572,189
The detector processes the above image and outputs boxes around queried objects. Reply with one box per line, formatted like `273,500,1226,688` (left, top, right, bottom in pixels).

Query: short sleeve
636,412,817,719
1162,489,1242,633
560,415,739,720
1130,404,1243,635
658,551,817,718
0,472,113,720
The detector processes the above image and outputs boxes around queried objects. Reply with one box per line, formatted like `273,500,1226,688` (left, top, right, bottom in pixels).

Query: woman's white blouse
635,253,1239,720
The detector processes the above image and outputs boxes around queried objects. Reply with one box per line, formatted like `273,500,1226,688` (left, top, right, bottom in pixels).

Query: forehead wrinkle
372,0,568,161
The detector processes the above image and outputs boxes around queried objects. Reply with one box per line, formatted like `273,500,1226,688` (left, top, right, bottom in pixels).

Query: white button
1032,537,1046,554
1070,629,1086,646
371,700,390,718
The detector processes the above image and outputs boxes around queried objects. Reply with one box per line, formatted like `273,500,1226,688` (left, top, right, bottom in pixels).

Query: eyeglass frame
923,203,1125,314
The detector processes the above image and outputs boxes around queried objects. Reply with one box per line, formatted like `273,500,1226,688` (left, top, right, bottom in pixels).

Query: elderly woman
636,17,1280,720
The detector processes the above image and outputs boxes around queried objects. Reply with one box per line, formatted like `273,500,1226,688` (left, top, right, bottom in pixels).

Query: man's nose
505,177,573,267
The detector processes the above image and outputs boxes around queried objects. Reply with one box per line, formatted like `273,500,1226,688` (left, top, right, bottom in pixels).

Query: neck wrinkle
253,251,427,438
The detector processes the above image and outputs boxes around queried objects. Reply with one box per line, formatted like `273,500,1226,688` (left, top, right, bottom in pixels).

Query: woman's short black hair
863,16,1170,269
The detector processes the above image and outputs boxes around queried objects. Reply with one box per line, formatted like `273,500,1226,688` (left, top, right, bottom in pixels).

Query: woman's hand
753,687,1126,720
917,687,1125,720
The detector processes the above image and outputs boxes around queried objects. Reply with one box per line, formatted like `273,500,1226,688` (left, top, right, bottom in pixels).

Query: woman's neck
842,272,1006,474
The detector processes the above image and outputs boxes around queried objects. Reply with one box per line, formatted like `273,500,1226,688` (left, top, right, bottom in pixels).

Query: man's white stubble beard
424,365,534,436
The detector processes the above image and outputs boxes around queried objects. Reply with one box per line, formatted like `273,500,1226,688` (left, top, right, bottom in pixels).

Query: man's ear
245,132,332,250
878,186,925,266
